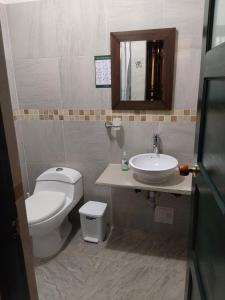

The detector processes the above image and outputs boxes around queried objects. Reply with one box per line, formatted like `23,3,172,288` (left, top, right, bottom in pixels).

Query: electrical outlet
154,206,174,224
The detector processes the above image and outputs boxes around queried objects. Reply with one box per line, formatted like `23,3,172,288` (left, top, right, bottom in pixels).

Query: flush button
56,167,63,171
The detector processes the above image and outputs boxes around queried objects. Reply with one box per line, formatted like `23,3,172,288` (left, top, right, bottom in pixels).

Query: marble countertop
96,164,192,195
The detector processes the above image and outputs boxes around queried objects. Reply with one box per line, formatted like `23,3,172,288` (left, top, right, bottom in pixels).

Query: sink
129,153,178,184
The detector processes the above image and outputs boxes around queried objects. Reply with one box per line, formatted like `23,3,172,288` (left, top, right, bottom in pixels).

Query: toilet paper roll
112,117,121,129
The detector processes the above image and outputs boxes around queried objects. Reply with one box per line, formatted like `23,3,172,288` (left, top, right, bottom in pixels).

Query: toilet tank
34,167,83,204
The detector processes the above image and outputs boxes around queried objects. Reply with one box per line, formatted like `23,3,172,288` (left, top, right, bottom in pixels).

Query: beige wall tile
60,56,111,109
14,58,62,108
7,0,58,59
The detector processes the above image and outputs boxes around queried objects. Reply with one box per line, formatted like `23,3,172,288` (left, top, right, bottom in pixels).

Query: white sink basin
129,153,178,184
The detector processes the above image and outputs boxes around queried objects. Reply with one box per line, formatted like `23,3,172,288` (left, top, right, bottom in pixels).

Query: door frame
0,20,38,300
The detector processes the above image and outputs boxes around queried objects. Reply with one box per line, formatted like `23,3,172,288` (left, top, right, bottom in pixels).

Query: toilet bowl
25,167,83,258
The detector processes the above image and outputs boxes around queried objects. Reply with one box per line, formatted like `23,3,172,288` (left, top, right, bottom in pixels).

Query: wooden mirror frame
110,28,176,110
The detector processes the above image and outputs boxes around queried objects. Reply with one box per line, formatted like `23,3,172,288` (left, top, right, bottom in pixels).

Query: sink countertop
96,164,192,195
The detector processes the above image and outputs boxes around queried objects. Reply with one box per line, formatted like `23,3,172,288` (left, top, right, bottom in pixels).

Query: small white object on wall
154,206,174,224
112,117,121,128
105,117,121,131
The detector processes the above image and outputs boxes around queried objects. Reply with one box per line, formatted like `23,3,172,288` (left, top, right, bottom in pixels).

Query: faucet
153,134,160,154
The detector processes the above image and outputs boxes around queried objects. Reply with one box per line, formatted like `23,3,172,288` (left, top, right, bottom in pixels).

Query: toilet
25,167,83,258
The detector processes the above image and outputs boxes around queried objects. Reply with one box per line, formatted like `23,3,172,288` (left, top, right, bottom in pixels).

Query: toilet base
32,217,72,258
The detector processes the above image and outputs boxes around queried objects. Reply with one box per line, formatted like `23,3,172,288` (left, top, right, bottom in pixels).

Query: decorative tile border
13,109,197,123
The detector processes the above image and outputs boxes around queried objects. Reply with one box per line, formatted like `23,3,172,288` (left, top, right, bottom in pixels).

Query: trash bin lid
79,201,107,217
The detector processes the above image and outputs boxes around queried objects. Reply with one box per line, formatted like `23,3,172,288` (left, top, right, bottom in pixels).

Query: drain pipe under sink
147,191,157,209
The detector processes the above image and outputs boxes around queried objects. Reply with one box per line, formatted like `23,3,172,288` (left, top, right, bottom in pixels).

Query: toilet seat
26,191,66,225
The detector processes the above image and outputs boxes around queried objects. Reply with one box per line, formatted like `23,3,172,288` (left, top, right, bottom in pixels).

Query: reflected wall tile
158,121,195,164
22,120,65,164
14,58,62,108
110,121,159,163
56,0,108,56
60,56,110,109
163,0,205,50
6,0,58,59
173,48,201,110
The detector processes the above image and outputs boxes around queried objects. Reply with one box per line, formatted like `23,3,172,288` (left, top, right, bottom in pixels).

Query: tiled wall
0,3,30,194
2,0,205,235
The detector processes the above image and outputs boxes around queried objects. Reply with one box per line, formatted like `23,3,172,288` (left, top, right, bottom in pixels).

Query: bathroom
0,0,225,299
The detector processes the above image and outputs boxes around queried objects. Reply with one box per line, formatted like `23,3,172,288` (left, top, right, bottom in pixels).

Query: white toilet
25,167,83,258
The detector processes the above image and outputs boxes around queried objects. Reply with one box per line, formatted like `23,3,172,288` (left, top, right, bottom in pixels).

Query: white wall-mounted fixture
105,117,122,131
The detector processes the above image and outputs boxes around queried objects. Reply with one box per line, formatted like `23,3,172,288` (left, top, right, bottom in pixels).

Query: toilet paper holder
105,117,122,130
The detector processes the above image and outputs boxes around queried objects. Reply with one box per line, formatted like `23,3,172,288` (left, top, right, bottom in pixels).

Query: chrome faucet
153,134,160,154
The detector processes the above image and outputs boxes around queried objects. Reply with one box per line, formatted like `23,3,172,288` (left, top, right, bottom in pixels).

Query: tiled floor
35,229,187,300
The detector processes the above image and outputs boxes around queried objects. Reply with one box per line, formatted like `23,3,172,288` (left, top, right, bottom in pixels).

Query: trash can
79,201,107,243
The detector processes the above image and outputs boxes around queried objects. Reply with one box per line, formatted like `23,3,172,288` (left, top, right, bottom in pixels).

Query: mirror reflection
120,40,164,102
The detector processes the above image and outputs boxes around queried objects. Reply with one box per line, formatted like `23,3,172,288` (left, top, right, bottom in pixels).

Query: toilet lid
25,191,66,225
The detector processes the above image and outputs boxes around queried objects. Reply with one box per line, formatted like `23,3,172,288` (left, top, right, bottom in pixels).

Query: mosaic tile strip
13,109,197,123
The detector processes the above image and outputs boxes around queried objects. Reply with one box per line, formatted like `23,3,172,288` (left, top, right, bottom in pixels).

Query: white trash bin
79,201,107,243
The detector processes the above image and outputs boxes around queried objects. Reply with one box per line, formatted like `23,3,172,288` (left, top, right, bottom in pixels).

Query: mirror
120,40,164,102
111,28,176,110
120,41,147,101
